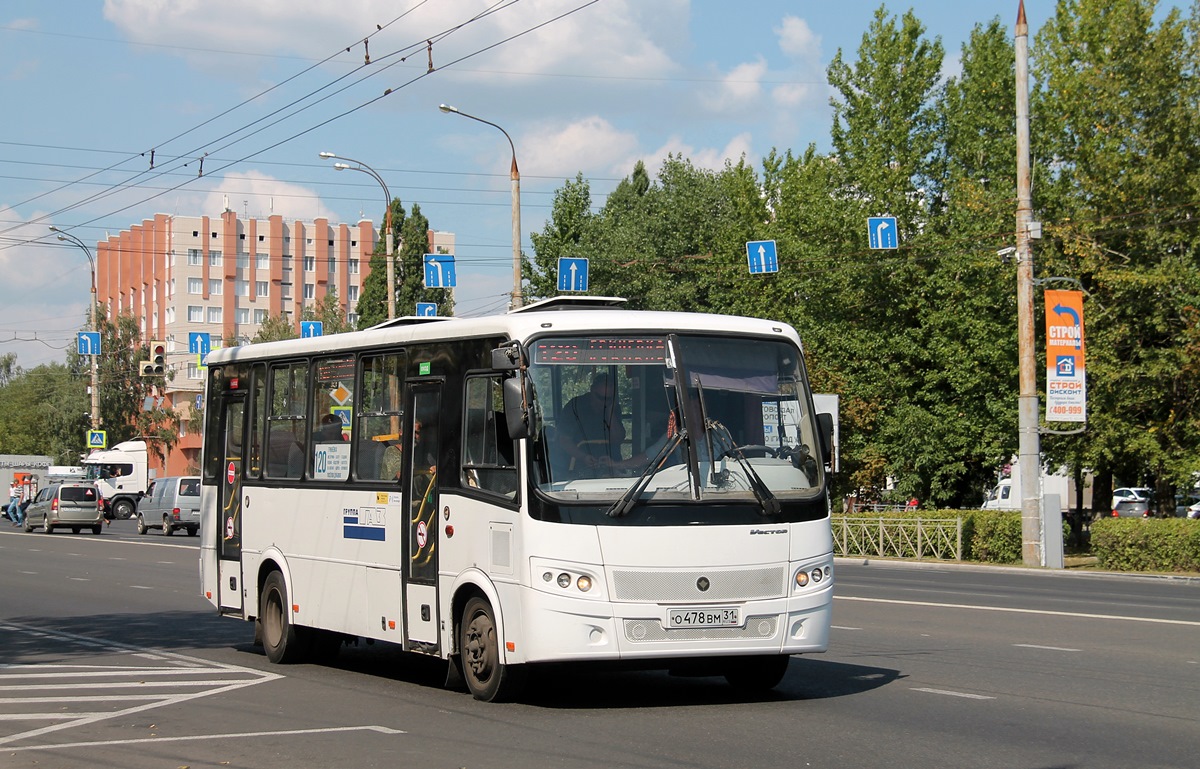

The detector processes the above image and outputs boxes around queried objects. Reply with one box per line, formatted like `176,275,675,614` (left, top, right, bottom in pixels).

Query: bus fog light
542,571,553,582
557,573,571,588
811,567,824,583
795,571,809,588
576,575,592,592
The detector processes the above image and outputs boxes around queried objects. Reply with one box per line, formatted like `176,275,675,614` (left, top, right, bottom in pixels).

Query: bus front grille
622,616,779,643
610,566,786,602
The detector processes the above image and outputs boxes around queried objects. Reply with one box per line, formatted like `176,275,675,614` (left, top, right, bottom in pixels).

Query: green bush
1091,518,1200,572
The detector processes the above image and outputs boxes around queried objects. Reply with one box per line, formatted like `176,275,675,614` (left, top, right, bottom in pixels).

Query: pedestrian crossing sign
87,430,107,449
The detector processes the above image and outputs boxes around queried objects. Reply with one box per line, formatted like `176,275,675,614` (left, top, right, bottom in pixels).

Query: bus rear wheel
459,596,525,702
260,571,308,664
723,654,791,691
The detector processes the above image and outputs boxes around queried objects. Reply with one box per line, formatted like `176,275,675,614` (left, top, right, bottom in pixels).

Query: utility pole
1015,0,1043,566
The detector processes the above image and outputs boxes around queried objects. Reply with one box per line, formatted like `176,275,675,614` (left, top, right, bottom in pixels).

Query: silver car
136,476,201,536
23,482,104,534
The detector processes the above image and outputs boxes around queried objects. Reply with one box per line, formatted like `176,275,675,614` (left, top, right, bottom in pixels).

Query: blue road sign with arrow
746,240,779,274
301,321,323,338
868,217,898,249
558,257,589,291
416,302,437,317
423,254,457,288
77,332,101,355
188,331,211,357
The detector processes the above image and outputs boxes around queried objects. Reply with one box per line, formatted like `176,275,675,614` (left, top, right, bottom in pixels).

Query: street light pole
50,226,100,431
319,152,396,320
439,104,523,309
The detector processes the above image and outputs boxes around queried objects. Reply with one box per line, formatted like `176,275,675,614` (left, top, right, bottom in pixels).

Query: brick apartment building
96,207,454,478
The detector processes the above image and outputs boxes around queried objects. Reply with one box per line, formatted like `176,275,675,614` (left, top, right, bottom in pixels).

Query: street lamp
49,226,100,431
319,152,396,320
439,103,523,309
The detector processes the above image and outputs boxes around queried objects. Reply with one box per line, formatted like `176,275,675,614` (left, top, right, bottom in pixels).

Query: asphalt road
1,521,1197,769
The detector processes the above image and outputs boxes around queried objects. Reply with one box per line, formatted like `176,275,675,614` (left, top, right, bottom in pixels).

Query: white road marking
6,725,405,753
836,595,1200,627
1014,643,1080,652
912,687,995,700
831,625,862,631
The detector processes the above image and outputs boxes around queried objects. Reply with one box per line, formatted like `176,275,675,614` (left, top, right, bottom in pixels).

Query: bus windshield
528,334,822,505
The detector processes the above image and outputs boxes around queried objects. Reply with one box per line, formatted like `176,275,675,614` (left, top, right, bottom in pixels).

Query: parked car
1187,500,1200,520
1110,486,1152,517
22,482,103,534
135,476,201,536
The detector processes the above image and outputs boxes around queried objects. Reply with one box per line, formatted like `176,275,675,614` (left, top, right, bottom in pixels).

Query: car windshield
527,333,823,505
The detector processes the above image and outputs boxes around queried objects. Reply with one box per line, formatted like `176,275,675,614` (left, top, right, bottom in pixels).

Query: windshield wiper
605,430,687,518
708,420,782,516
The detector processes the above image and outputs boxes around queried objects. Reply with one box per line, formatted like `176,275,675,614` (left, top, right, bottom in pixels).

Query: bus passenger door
403,384,440,650
217,396,245,614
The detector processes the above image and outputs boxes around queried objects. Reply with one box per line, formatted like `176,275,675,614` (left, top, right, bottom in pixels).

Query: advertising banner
1044,289,1086,422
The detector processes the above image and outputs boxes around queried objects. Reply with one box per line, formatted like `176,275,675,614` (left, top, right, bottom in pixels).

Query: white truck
82,440,150,520
983,460,1073,514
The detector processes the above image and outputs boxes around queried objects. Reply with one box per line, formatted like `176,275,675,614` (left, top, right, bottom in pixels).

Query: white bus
199,297,834,701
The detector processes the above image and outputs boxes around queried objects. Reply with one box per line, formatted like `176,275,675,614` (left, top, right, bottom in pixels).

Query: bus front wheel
260,571,308,664
459,596,525,702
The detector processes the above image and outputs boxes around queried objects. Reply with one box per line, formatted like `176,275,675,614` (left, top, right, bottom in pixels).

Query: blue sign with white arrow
77,331,101,356
868,217,898,249
423,254,457,288
746,241,779,274
558,257,589,292
188,331,211,357
416,302,437,317
301,321,323,338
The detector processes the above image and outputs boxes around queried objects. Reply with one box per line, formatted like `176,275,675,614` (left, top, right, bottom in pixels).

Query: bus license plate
667,607,741,629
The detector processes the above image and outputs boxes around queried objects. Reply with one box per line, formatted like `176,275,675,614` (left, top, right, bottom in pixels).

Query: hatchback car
136,476,201,536
23,482,103,534
1111,487,1152,517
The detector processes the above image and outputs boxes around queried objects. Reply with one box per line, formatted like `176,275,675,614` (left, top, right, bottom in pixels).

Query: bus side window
462,376,517,499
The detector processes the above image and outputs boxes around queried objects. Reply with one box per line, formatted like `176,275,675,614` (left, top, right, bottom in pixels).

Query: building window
302,255,315,272
188,362,201,380
166,307,176,324
207,306,222,323
208,279,222,295
237,253,249,269
256,281,269,297
328,257,336,273
254,309,268,324
236,308,249,324
303,284,315,300
348,259,359,274
348,285,359,302
188,305,203,322
187,249,202,266
209,250,223,267
257,253,269,270
188,277,202,294
236,280,249,297
347,312,358,326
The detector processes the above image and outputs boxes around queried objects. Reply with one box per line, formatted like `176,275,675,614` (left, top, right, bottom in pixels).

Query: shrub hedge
1090,518,1200,573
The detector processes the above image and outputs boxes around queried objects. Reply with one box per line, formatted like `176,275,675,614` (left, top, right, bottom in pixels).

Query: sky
0,0,1161,370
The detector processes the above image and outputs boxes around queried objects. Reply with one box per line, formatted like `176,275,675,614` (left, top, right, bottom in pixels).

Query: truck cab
82,440,149,519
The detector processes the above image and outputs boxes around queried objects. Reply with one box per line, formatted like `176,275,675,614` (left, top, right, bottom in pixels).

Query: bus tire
260,571,308,664
459,596,525,702
113,499,135,520
723,655,790,692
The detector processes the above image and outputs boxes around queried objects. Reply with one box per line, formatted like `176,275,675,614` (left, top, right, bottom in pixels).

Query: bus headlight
557,573,572,588
576,575,592,592
795,570,809,588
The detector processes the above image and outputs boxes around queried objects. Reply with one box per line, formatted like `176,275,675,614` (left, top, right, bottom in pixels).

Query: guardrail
833,516,963,561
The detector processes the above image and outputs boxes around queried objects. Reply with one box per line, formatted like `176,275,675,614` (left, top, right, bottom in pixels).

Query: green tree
251,312,298,343
1032,0,1200,510
527,173,594,301
395,203,454,317
302,286,351,335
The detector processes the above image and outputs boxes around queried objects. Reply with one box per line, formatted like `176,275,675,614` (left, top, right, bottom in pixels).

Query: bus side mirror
816,412,834,471
502,377,531,440
491,345,522,371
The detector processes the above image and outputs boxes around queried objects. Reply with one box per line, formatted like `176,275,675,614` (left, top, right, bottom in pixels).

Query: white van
135,476,201,536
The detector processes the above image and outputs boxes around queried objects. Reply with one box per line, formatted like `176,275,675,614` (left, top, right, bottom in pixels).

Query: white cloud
195,171,326,223
102,0,684,81
499,116,640,179
701,59,767,112
776,16,820,60
643,133,755,174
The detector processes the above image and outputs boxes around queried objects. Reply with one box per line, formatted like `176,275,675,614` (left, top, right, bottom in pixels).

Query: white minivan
135,476,201,536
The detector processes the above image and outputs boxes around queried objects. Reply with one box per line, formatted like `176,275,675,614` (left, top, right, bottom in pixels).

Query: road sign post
867,217,899,250
745,240,779,274
301,321,324,338
423,254,457,288
557,257,589,292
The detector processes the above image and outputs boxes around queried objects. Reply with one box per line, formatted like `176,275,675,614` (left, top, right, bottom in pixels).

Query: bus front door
216,396,245,614
404,384,440,650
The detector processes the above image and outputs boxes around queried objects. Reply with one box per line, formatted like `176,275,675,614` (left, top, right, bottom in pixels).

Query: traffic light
140,341,166,377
